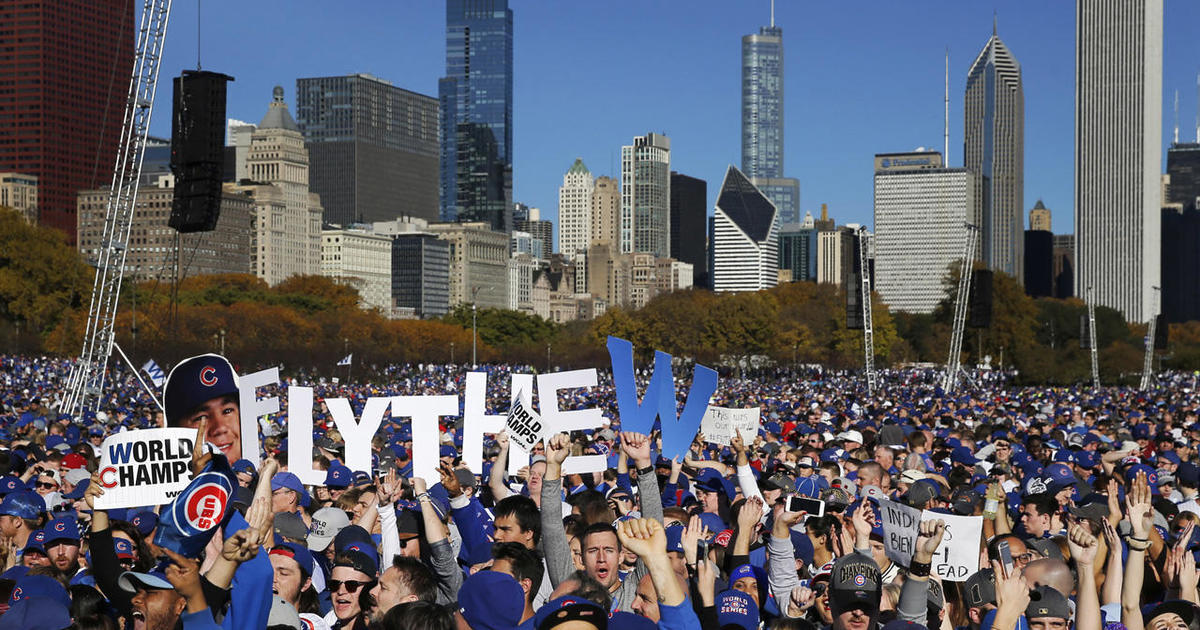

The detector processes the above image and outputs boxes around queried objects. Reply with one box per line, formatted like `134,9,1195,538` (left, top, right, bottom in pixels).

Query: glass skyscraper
742,20,800,225
439,0,514,231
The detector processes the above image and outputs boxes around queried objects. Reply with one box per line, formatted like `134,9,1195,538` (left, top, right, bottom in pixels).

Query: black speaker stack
169,70,234,234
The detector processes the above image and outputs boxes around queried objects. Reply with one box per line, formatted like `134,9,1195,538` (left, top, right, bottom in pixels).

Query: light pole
470,286,488,368
450,342,455,365
546,343,551,372
219,328,226,355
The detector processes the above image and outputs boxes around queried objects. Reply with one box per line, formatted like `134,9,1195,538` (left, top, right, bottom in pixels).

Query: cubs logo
11,586,21,601
200,366,218,386
53,521,66,532
854,574,866,586
170,471,233,535
33,531,45,543
184,483,228,531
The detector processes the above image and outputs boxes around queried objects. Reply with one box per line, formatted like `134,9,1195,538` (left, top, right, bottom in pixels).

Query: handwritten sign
700,406,760,446
95,428,196,509
878,498,921,567
923,510,983,582
505,391,545,452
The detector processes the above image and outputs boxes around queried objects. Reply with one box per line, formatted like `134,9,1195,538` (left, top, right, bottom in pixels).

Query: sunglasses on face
329,579,373,593
37,482,57,490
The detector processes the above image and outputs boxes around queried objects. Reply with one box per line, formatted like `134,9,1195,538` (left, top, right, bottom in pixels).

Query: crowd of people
0,352,1199,630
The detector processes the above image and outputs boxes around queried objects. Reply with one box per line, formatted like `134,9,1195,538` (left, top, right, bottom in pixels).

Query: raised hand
737,496,764,530
1125,471,1153,538
377,468,400,506
620,431,652,469
850,501,875,549
696,554,717,607
681,515,703,565
220,529,260,564
190,418,212,475
163,548,206,612
438,462,463,498
788,584,817,617
913,519,946,563
1067,521,1099,567
244,495,272,548
616,517,667,559
992,558,1031,613
495,430,509,450
546,432,572,466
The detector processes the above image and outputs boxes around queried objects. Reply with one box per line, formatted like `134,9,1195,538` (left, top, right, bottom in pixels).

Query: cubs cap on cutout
829,551,882,615
163,353,239,424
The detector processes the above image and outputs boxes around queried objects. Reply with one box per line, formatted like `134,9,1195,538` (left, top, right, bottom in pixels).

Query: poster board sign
700,406,760,446
96,428,196,509
878,498,921,567
924,510,983,582
505,390,545,452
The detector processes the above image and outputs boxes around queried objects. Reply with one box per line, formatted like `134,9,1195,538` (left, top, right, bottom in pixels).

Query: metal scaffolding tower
858,227,876,395
1139,286,1160,391
62,0,174,417
942,223,978,393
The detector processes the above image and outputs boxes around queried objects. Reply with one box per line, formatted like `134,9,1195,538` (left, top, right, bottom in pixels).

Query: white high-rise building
1075,0,1162,321
873,152,980,314
712,166,779,293
964,24,1024,283
229,87,323,286
620,133,671,257
557,158,595,261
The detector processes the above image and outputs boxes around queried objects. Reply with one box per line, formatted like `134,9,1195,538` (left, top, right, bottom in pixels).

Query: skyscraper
620,133,671,257
1029,200,1051,231
1162,144,1200,322
1075,0,1162,322
964,23,1024,282
0,0,134,242
296,74,439,225
712,166,779,293
228,87,324,286
669,171,708,286
439,0,514,232
778,212,817,282
741,12,801,224
590,176,619,247
557,159,594,261
873,152,979,314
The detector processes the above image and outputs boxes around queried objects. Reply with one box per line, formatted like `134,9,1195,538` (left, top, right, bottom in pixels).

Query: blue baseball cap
324,465,352,489
439,444,457,459
42,516,80,546
117,569,173,593
163,353,239,424
8,573,70,609
717,589,760,630
0,594,71,630
62,478,89,501
459,571,524,630
1043,463,1076,491
271,472,305,495
129,511,159,537
232,459,257,476
269,542,315,577
532,596,609,630
0,492,43,520
113,537,135,559
0,476,25,496
22,529,46,555
665,524,685,554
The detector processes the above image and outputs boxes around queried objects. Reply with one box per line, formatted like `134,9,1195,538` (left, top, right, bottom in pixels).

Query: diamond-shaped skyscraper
712,166,779,292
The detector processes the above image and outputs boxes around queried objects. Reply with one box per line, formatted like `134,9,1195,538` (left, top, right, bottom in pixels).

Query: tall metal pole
858,227,876,395
1140,286,1160,391
943,223,978,393
1086,286,1099,388
471,302,477,368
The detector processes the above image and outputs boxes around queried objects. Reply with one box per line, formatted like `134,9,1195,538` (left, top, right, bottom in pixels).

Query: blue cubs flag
153,453,237,557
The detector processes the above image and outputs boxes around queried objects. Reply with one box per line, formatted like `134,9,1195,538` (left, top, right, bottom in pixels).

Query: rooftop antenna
944,48,950,163
771,0,775,27
1196,72,1199,142
1174,89,1180,145
993,11,997,37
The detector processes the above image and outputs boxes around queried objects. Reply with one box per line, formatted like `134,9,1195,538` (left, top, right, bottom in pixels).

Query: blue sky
150,1,1200,242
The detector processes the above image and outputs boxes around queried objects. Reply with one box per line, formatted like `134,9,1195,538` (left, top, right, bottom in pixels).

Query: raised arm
1067,521,1101,630
1122,470,1153,630
540,432,575,587
623,431,664,524
897,519,946,623
488,430,514,501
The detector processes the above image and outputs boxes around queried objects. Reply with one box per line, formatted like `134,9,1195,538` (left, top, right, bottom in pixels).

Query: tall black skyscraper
669,172,707,286
1024,230,1054,297
1163,143,1200,322
296,74,439,225
439,0,514,232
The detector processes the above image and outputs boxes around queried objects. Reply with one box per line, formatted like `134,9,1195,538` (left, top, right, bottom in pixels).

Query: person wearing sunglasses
34,469,60,497
327,548,377,630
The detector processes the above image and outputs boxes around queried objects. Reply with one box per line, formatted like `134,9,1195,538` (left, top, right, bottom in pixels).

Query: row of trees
4,206,1198,383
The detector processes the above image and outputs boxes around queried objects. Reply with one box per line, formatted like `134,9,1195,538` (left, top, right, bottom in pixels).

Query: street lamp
546,343,551,372
470,286,490,368
450,342,455,365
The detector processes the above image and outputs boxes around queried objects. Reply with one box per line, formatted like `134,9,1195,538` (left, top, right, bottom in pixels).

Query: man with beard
41,514,82,580
119,566,186,630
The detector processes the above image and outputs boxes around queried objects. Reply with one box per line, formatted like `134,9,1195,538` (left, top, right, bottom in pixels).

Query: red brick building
0,0,134,242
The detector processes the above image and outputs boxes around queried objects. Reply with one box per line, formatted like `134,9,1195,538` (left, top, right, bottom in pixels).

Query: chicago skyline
137,2,1200,236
